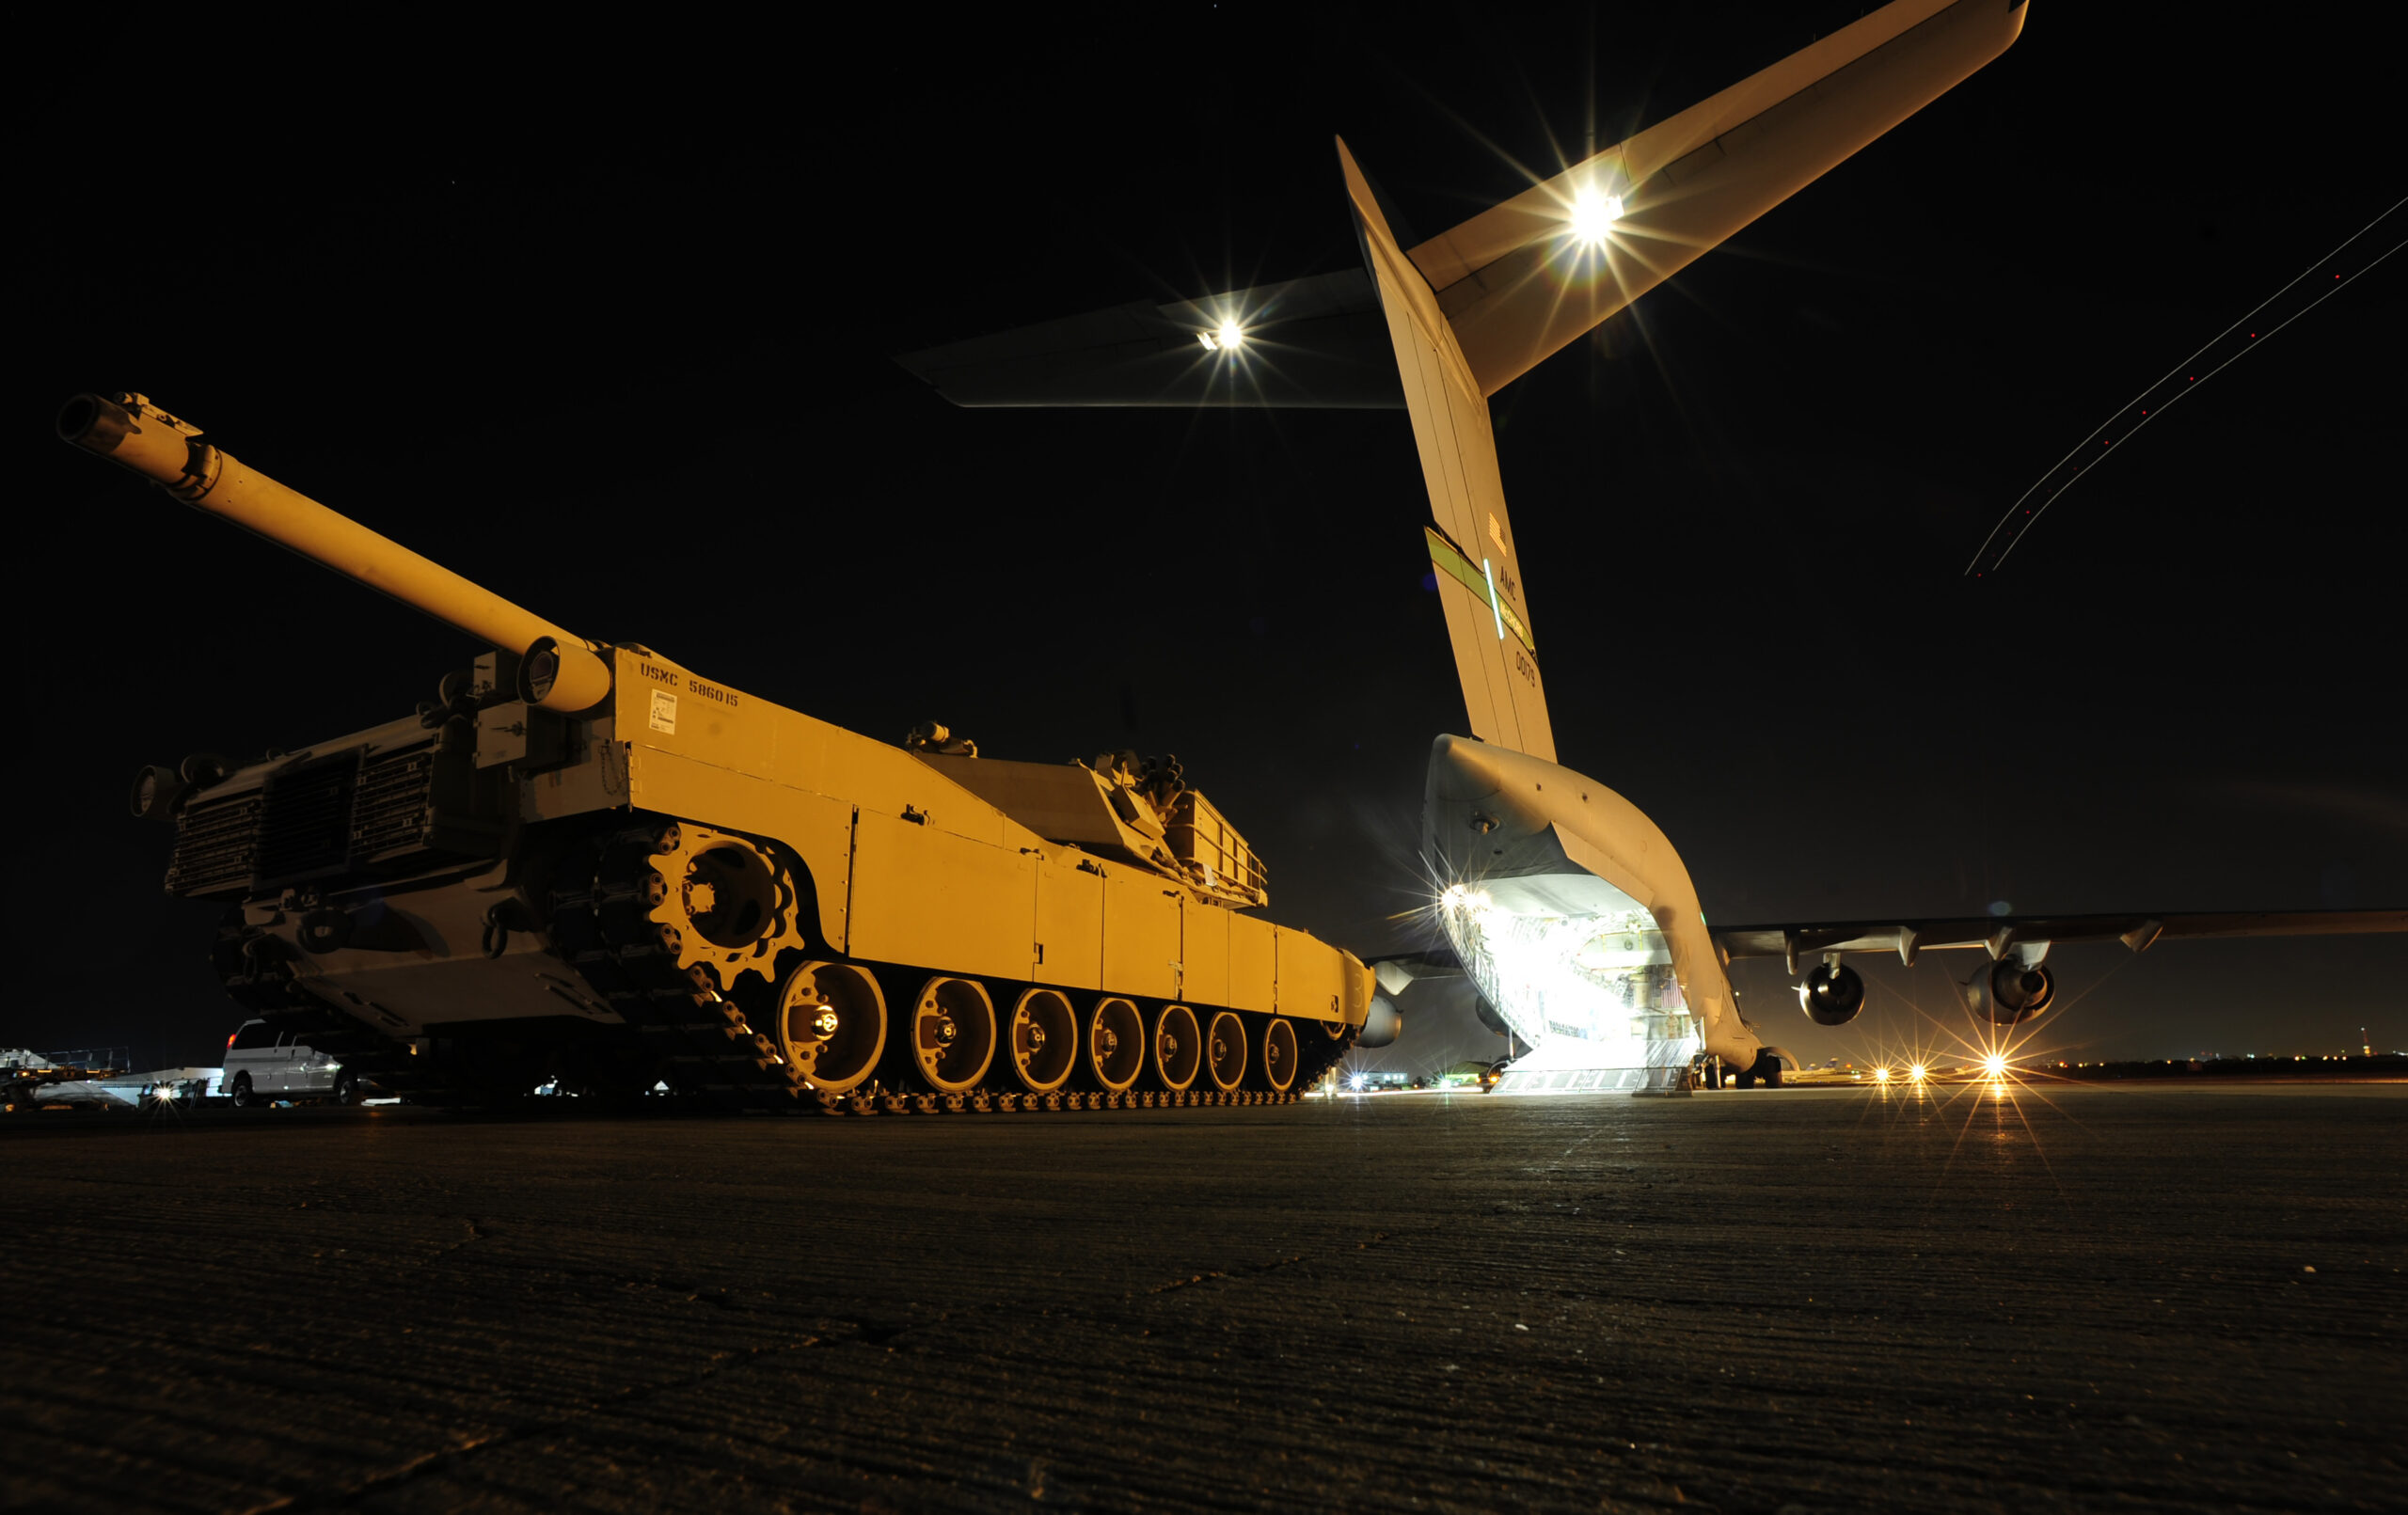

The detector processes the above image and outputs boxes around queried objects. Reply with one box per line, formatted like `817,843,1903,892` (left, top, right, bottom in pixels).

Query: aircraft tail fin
1339,1,2025,758
1339,138,1557,763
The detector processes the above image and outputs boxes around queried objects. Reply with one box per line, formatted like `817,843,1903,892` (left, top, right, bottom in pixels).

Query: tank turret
61,391,1371,1110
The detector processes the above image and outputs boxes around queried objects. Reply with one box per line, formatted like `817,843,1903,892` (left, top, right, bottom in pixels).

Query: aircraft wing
1714,909,2408,972
895,269,1403,408
1365,946,1465,996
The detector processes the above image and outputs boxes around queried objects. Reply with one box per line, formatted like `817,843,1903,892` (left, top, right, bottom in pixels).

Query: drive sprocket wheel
641,823,806,991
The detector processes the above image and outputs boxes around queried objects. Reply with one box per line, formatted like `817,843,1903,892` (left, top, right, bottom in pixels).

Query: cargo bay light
62,392,1372,1110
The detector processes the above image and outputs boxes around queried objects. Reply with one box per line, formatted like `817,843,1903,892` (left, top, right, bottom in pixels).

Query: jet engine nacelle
1956,959,2055,1024
1472,994,1511,1039
1359,995,1402,1049
1796,963,1866,1026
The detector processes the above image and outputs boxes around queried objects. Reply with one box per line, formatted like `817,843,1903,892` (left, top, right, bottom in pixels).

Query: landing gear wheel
335,1071,361,1106
230,1072,259,1109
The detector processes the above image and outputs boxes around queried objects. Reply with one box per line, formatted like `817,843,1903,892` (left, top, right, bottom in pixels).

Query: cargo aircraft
901,0,2405,1089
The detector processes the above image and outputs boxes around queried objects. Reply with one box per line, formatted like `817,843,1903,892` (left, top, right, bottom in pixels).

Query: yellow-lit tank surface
64,392,1371,1110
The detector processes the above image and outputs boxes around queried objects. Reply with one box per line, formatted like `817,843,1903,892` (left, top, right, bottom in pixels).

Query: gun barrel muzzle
58,392,612,713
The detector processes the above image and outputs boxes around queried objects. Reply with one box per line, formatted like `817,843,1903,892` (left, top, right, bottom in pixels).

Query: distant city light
1568,191,1623,244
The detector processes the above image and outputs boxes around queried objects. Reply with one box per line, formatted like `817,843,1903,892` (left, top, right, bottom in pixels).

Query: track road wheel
230,1072,259,1109
911,976,996,1094
1204,1011,1246,1094
1087,997,1144,1095
1009,988,1077,1093
1152,1004,1200,1092
1259,1018,1299,1094
776,961,887,1095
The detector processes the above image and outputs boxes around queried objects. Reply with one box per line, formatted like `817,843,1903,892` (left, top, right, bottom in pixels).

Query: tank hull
192,648,1369,1107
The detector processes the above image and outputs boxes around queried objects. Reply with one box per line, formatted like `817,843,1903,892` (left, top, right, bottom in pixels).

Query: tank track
547,814,1355,1114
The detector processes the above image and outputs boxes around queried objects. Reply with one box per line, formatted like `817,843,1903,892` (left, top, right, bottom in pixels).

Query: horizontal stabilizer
1417,0,2028,395
895,1,2026,410
895,269,1402,408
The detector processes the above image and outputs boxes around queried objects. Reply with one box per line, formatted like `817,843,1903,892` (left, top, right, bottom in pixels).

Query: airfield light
1984,1052,2009,1079
1349,1071,1369,1092
1568,191,1623,244
1874,1066,1891,1083
1909,1063,1929,1082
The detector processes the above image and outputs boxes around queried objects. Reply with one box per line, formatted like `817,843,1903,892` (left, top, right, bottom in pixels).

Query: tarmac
3,1083,2400,1513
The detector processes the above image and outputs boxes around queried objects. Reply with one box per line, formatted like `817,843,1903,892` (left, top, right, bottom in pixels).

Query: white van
221,1020,361,1106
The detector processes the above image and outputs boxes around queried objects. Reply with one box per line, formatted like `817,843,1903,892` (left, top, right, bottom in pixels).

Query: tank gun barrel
56,391,611,712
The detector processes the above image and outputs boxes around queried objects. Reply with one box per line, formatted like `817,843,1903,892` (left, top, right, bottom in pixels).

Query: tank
61,391,1372,1111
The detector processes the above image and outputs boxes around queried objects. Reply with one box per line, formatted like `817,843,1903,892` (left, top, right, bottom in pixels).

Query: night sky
17,5,2402,1073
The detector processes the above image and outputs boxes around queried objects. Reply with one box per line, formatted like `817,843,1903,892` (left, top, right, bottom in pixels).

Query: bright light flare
1983,1051,2010,1079
1909,1063,1929,1082
1874,1066,1892,1083
1198,322,1247,352
1567,192,1624,245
